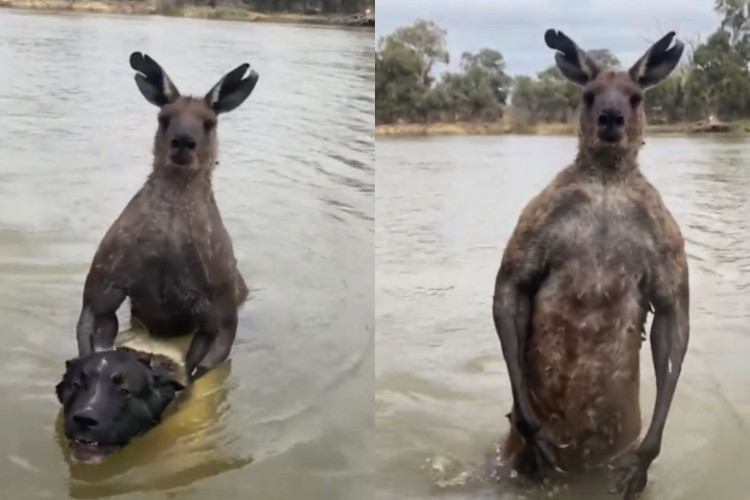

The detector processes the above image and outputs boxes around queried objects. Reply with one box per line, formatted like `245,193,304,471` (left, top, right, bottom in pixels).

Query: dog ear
152,363,187,393
55,380,67,404
130,349,155,368
115,348,185,413
148,367,186,418
56,357,81,404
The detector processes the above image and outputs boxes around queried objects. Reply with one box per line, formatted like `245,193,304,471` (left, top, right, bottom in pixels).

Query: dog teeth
73,439,99,446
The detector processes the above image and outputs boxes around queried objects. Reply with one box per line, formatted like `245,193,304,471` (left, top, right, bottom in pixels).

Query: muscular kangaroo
493,30,688,500
76,53,258,381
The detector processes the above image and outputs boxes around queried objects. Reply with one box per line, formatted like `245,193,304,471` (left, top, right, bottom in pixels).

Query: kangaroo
76,52,259,382
493,30,688,500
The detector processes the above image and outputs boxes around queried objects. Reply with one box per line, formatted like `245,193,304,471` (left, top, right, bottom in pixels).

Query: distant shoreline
375,120,747,137
0,0,375,28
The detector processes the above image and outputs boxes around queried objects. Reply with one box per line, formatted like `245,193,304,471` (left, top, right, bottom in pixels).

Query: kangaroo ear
628,31,684,90
129,52,181,107
544,29,600,86
204,63,259,114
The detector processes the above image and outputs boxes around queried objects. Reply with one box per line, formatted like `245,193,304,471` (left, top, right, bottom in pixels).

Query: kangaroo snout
170,134,196,151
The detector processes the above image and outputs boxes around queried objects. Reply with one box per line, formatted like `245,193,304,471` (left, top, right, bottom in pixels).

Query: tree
714,0,750,61
459,48,512,104
376,10,750,128
643,74,687,123
511,62,580,123
387,19,449,87
685,29,750,120
375,37,427,124
588,48,621,69
456,49,512,107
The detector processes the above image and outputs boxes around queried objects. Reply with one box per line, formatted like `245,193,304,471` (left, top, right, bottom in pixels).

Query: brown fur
76,53,259,382
493,30,688,499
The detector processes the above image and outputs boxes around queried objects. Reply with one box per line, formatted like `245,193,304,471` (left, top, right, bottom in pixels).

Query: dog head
56,347,185,462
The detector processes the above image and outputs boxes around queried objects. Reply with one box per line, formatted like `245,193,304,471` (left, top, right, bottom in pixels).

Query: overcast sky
376,0,721,76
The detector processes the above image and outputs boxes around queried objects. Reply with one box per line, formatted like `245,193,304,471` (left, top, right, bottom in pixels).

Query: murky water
376,135,750,500
0,10,373,499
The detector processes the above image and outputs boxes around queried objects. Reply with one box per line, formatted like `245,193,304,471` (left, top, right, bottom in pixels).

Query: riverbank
375,119,750,137
0,0,374,27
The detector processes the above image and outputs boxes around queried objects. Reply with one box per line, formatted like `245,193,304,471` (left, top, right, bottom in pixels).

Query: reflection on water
376,135,750,500
0,9,373,500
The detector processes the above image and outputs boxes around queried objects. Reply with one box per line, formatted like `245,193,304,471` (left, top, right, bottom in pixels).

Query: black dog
56,347,185,462
75,53,256,381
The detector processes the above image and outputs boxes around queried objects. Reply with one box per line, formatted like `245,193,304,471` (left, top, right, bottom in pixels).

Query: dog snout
170,134,196,151
71,409,99,430
598,109,624,129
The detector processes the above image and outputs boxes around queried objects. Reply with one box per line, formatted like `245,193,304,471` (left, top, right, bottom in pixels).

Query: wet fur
56,347,186,454
493,30,688,498
76,53,258,381
500,167,682,467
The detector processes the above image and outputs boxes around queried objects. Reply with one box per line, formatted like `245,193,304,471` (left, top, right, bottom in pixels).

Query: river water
376,134,750,500
0,9,374,499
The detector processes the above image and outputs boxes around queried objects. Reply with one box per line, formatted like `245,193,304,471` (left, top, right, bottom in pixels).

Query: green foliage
588,49,621,69
375,37,428,123
687,29,750,120
643,73,688,123
715,0,750,60
375,20,511,125
387,19,449,87
377,5,750,126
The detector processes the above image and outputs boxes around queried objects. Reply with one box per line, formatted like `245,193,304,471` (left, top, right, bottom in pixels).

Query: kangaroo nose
598,109,624,128
170,134,196,150
72,410,99,430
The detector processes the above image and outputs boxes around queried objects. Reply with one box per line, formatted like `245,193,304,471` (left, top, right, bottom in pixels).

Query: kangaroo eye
630,93,643,107
119,388,131,397
583,91,595,107
204,119,216,131
158,116,170,129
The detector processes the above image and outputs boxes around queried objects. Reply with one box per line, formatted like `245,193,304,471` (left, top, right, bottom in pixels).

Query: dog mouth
68,439,124,463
